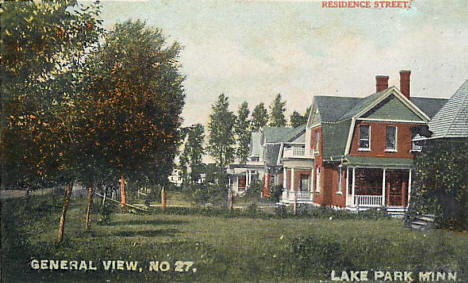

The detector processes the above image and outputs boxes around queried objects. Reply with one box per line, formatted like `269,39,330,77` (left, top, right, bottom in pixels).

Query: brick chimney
376,75,389,92
400,70,411,99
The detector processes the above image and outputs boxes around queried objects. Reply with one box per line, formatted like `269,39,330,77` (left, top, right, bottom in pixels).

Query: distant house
228,125,305,196
416,79,468,142
280,71,447,214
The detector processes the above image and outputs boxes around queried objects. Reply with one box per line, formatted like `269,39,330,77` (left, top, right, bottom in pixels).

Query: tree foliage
235,102,251,164
1,0,102,189
407,139,468,230
207,94,236,178
268,93,286,127
250,103,268,132
180,124,205,184
290,106,311,128
76,20,185,187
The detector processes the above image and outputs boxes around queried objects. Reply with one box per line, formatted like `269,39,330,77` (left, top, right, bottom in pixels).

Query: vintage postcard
1,0,467,282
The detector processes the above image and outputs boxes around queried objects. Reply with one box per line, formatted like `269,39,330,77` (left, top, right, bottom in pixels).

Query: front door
385,170,409,206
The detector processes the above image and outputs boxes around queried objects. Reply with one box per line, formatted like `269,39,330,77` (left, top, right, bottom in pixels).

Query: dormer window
358,125,371,151
386,126,397,152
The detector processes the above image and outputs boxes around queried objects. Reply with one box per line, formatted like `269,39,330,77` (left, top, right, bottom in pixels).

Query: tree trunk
229,189,234,211
120,175,126,213
85,187,93,231
294,190,298,215
102,187,107,206
161,187,166,213
57,182,73,244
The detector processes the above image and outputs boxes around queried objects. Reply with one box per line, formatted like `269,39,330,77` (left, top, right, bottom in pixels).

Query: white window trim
385,126,398,152
337,166,343,194
315,131,320,154
315,167,321,193
358,125,371,151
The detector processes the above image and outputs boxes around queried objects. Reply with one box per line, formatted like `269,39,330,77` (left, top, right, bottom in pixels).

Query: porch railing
354,195,382,207
281,190,312,202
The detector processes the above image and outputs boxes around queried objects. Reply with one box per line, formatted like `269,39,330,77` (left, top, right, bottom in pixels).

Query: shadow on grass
110,228,180,237
109,219,188,226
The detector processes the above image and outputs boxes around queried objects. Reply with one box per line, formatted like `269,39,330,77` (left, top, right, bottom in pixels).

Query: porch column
247,170,251,187
401,181,407,207
382,168,386,206
283,167,287,189
408,169,412,206
291,168,295,191
345,167,349,206
351,167,356,206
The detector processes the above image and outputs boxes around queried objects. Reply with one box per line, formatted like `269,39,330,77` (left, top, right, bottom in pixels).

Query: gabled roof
310,87,448,159
249,132,262,157
263,125,306,143
314,96,360,122
428,79,468,139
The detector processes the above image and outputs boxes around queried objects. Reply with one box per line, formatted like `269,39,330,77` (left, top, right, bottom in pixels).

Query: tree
406,140,468,230
78,20,185,213
269,93,286,127
250,103,268,132
289,106,311,128
0,0,102,244
207,94,236,182
180,124,205,184
235,102,251,164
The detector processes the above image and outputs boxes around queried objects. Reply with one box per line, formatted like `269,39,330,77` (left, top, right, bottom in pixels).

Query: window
300,174,309,191
386,126,397,152
337,166,342,194
315,167,321,193
359,125,371,150
315,131,320,154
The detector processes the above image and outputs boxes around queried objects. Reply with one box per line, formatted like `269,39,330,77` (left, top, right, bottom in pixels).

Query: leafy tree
250,103,268,132
269,93,286,127
207,94,236,182
235,102,251,163
180,124,205,184
289,106,311,127
0,0,102,243
1,0,102,190
406,139,468,230
78,20,185,212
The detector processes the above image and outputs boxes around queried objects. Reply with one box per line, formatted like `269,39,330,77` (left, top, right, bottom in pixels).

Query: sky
97,0,468,126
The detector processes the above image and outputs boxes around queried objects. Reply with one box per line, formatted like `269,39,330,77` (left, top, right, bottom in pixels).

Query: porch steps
386,206,407,218
411,214,435,230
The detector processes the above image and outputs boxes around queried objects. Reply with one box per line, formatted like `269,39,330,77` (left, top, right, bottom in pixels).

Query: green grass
2,195,468,282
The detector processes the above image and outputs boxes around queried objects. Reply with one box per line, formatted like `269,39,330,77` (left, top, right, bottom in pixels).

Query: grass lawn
2,194,468,282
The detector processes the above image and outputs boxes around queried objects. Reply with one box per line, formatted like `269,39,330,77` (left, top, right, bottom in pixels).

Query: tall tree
180,124,205,184
208,94,236,180
235,102,251,163
269,93,286,127
289,106,311,128
250,103,268,132
0,0,102,244
79,20,185,212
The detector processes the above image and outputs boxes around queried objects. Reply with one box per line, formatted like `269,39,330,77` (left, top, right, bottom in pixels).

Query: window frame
337,166,343,194
358,124,371,151
315,130,320,154
385,125,398,152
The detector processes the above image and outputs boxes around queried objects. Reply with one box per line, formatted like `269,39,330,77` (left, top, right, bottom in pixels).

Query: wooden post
57,182,73,244
408,169,412,206
229,190,234,211
85,187,93,231
401,181,406,207
351,167,356,206
161,187,166,213
382,168,386,207
120,175,126,213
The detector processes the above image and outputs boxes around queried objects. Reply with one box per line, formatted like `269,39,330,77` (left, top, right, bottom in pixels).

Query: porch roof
345,156,413,168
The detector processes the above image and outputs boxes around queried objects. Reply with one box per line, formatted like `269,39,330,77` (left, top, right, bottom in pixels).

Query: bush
407,139,468,230
184,182,228,206
269,184,283,203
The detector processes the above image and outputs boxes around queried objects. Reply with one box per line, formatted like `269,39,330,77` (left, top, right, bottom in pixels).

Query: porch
345,167,412,209
281,190,313,204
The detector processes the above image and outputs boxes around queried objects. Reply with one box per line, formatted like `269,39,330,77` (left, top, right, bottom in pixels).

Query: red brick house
282,71,447,214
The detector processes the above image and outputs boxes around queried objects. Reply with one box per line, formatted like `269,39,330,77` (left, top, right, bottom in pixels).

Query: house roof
427,79,468,139
250,132,262,157
345,156,413,168
263,125,306,143
264,143,281,167
313,88,447,159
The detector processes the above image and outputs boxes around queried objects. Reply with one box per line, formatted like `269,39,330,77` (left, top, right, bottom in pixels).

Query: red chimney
376,75,389,92
400,70,411,99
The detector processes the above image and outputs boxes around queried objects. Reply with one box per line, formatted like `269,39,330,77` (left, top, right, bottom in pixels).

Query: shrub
407,139,468,230
269,184,283,203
